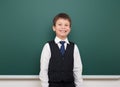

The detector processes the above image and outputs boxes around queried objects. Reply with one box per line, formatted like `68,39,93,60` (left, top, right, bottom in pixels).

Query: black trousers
49,81,75,87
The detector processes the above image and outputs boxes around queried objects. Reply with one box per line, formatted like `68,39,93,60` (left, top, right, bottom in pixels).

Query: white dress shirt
39,36,83,87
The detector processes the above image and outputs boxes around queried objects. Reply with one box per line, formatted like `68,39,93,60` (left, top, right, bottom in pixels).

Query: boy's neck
56,36,67,41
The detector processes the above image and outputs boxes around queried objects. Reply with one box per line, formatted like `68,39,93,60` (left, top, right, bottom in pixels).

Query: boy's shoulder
47,40,54,44
69,41,74,44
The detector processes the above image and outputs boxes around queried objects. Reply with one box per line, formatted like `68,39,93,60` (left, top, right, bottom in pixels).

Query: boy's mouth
60,30,67,33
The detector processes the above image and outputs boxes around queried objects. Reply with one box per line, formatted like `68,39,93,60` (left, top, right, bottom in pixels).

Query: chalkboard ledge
0,75,120,80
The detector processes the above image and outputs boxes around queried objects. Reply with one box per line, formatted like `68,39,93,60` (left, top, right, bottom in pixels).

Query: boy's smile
53,18,71,40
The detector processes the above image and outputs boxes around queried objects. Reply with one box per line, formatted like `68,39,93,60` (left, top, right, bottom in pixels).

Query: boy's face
53,18,71,40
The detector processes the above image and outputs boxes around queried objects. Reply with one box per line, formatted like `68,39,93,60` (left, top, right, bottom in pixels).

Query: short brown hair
53,13,71,27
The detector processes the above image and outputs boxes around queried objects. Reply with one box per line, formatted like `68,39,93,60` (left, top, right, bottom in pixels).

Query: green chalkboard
0,0,120,75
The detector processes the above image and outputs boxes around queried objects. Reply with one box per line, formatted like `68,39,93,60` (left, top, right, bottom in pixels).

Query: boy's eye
58,24,62,26
65,24,68,26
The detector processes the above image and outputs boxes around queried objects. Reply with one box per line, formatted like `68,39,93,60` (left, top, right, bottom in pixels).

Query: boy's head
52,13,71,40
53,13,71,27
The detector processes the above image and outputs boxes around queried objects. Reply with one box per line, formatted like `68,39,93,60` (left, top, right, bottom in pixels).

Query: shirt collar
54,36,70,44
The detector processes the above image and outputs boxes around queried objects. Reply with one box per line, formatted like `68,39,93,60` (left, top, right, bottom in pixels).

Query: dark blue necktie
60,41,65,55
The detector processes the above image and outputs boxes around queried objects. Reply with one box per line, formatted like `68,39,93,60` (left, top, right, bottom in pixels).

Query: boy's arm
73,44,83,87
39,43,51,87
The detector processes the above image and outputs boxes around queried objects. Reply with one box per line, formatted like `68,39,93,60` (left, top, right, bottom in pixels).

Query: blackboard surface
0,0,120,75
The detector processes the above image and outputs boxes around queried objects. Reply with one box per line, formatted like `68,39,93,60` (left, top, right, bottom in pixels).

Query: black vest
48,40,74,82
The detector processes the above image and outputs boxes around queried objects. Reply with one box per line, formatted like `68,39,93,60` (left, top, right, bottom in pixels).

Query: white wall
0,75,119,87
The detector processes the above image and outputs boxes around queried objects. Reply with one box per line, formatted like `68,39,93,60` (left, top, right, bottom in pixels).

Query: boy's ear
52,26,56,31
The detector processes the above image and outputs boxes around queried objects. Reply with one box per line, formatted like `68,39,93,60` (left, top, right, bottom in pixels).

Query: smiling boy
39,13,83,87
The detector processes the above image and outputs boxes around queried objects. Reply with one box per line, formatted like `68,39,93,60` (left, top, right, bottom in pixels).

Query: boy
39,13,83,87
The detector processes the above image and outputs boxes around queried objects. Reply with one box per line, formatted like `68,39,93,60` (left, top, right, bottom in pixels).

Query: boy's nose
61,25,65,29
